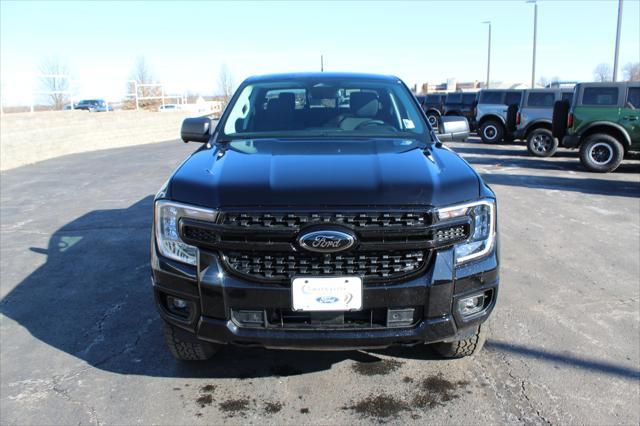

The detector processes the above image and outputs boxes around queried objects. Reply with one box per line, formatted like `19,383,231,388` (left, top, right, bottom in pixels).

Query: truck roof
243,72,401,84
575,81,639,89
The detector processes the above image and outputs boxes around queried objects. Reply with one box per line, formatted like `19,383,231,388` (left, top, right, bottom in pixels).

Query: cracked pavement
1,138,639,425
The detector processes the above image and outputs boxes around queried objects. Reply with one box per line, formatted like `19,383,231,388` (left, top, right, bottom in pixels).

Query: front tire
579,133,624,173
432,323,488,358
164,322,220,361
527,129,558,157
479,120,504,144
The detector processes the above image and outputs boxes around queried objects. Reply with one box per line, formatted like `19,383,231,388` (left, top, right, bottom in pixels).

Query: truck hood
169,138,480,208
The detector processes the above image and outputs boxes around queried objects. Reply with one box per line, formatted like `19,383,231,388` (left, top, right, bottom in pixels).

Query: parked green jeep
553,82,640,173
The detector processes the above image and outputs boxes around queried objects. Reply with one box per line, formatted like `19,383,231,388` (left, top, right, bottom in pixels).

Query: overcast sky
1,0,639,104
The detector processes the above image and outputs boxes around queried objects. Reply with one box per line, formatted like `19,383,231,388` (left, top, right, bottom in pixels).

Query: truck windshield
221,78,429,140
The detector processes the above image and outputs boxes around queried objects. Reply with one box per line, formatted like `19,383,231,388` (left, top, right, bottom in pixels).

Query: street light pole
482,21,492,89
613,0,623,81
529,0,538,87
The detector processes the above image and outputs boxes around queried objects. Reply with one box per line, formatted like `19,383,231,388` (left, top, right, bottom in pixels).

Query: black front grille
221,211,430,229
179,209,469,285
183,225,218,244
435,225,467,243
223,250,427,283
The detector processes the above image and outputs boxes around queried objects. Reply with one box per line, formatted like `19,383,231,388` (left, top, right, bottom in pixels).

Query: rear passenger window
479,91,502,104
582,87,619,106
265,89,306,110
527,92,555,107
462,94,477,105
505,92,522,106
626,87,640,109
561,92,574,103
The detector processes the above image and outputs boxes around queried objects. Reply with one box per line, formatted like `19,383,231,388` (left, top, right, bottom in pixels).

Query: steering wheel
354,119,393,131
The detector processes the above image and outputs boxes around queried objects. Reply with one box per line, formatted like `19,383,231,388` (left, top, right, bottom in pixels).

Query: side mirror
437,116,469,142
181,117,212,143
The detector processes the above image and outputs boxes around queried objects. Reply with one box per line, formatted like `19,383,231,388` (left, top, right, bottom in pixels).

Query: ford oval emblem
316,296,339,304
297,229,356,253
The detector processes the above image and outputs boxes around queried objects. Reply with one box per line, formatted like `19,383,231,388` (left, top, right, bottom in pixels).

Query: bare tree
622,62,640,81
39,57,70,110
126,56,160,109
593,63,613,82
537,76,550,88
536,75,562,88
132,56,153,86
218,64,234,105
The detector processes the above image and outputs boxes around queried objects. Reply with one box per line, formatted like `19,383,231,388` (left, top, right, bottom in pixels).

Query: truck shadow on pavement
0,196,445,379
1,196,637,380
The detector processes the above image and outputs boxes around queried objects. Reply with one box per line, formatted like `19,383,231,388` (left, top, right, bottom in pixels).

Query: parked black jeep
152,73,499,361
444,92,478,131
422,93,447,127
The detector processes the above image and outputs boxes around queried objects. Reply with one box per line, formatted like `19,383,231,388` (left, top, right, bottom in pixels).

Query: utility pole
483,21,492,88
320,54,324,72
134,81,139,111
527,0,538,87
613,0,623,81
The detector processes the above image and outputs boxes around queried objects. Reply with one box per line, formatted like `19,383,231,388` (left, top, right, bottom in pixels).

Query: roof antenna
320,54,324,72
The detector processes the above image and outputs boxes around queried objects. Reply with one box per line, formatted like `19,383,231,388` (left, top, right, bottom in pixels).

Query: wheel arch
580,122,631,149
478,114,505,128
524,120,552,138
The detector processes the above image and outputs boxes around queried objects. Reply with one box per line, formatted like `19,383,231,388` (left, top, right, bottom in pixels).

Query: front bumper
151,245,499,350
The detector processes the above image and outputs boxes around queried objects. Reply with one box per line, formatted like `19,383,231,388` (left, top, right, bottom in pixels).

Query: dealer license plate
291,276,362,312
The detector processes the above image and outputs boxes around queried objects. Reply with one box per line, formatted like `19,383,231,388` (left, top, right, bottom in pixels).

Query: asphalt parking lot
1,137,639,425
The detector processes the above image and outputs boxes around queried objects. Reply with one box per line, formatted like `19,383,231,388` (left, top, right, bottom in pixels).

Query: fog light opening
166,296,191,318
458,293,486,317
172,297,188,309
387,308,415,327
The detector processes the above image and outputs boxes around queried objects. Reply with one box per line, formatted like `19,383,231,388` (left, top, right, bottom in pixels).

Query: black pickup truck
152,73,499,361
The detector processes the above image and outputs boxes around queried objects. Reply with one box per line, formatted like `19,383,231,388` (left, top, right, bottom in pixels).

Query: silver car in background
475,89,523,143
513,89,574,157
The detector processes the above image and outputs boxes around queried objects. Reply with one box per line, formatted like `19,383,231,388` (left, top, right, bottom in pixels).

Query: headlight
154,200,217,265
437,199,496,264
